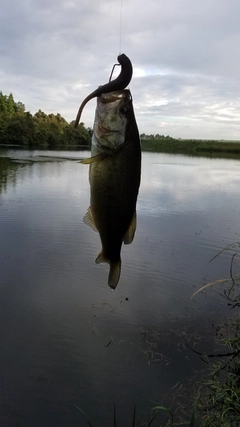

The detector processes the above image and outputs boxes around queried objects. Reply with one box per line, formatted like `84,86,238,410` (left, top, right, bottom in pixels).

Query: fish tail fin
95,252,121,290
108,260,121,290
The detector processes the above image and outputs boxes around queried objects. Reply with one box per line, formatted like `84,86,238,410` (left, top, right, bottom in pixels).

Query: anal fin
123,210,137,245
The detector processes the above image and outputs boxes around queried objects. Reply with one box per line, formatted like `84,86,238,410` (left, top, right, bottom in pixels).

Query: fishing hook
109,63,120,82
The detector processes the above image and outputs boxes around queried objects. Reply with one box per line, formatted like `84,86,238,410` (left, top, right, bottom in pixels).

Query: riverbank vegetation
197,247,240,427
141,134,240,157
0,91,92,147
199,317,240,427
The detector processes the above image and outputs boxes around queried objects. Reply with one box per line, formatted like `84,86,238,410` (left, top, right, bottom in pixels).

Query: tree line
0,91,177,149
0,91,92,148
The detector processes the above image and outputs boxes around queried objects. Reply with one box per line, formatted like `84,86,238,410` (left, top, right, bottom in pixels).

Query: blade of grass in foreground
189,390,200,427
145,412,158,426
131,405,136,427
151,405,173,423
190,278,230,300
75,405,94,427
114,403,117,427
210,242,240,262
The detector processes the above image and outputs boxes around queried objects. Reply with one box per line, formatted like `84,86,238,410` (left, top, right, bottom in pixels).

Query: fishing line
109,0,123,82
119,0,123,54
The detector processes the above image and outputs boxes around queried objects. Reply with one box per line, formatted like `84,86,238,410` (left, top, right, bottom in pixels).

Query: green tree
0,90,92,147
15,101,25,114
0,91,7,114
6,93,15,116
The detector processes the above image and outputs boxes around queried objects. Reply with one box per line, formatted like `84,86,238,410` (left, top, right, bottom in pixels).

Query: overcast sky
1,0,240,139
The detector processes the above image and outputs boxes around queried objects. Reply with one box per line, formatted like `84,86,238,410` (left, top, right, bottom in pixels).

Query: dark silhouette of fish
75,54,141,289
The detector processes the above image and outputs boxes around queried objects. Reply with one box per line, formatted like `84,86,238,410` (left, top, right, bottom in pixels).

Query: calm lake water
0,148,240,426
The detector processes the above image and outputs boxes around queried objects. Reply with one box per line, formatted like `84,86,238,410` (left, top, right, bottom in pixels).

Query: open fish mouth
93,93,130,149
100,90,129,103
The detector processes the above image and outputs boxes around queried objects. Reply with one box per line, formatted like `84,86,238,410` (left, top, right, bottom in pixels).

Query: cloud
1,0,240,138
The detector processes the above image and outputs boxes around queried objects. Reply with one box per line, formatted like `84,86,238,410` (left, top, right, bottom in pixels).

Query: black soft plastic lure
74,53,133,127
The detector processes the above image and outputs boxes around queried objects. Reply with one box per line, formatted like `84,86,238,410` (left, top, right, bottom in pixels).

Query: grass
75,400,200,426
192,243,240,427
75,403,169,426
199,317,240,427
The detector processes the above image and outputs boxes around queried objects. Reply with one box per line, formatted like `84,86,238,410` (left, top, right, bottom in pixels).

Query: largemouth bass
75,55,141,289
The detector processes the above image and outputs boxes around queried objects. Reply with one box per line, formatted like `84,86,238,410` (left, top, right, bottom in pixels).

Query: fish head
93,89,132,151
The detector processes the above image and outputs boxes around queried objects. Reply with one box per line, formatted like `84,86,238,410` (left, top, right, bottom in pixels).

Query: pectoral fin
83,207,98,232
95,252,121,289
78,153,105,164
123,211,137,244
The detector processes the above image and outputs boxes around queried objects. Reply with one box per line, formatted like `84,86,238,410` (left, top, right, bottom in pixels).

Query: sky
1,0,240,139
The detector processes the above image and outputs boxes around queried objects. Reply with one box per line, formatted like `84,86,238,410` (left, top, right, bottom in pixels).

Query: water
0,149,240,426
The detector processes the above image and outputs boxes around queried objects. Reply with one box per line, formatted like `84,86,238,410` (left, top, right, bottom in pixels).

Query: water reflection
140,153,240,215
0,149,240,426
0,157,20,194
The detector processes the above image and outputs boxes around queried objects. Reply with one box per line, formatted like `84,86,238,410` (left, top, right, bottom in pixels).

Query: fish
75,54,141,289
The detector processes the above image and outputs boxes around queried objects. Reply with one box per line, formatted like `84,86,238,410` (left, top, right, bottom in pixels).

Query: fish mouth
100,90,130,103
95,91,129,139
93,90,131,149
